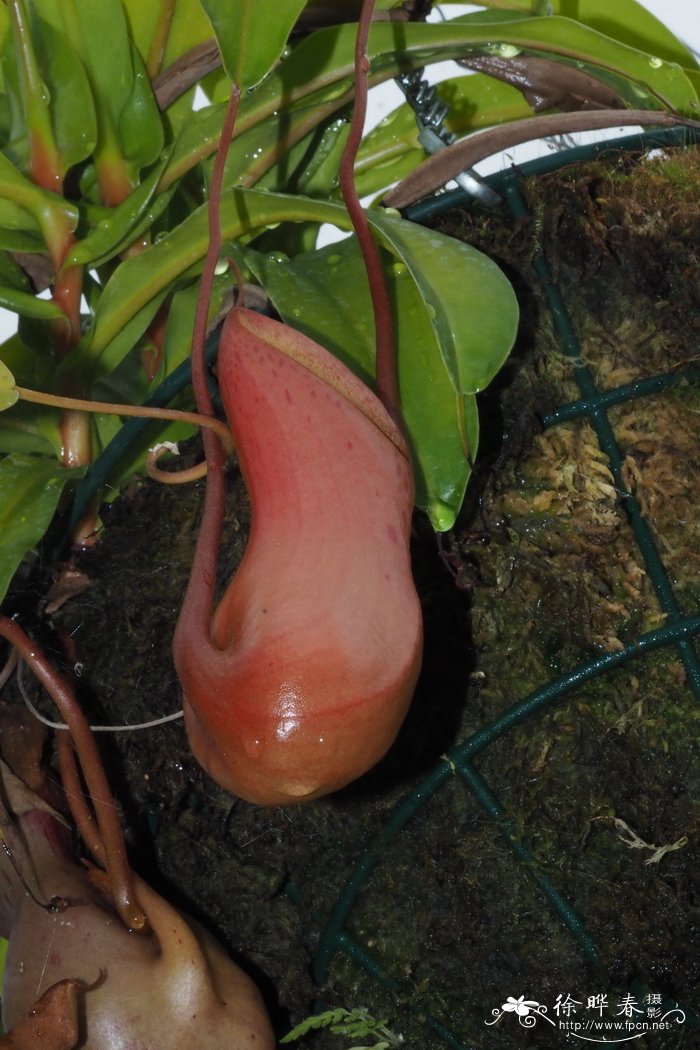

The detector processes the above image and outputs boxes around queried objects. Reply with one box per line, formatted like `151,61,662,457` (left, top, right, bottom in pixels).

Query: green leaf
0,359,18,409
78,190,353,373
122,0,213,73
281,1009,351,1043
199,0,307,89
0,249,30,288
0,150,78,248
228,104,351,196
159,16,698,199
159,101,225,191
0,328,61,456
0,196,41,237
66,151,172,268
244,17,696,136
475,0,699,70
118,44,164,168
75,188,517,406
0,400,60,456
372,211,518,394
0,285,65,321
245,237,484,530
80,287,170,386
156,271,234,384
0,452,82,606
59,0,163,174
32,14,96,172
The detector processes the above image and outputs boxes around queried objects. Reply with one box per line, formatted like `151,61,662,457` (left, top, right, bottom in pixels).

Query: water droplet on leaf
486,43,521,58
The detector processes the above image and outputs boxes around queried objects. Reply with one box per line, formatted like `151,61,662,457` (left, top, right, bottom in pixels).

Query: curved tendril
145,445,208,485
14,386,234,457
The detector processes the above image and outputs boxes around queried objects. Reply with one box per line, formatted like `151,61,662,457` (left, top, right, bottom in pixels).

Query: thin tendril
17,659,183,732
15,386,234,456
179,85,241,642
338,0,400,426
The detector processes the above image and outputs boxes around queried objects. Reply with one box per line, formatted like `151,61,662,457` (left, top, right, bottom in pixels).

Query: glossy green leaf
158,17,697,199
79,187,519,393
0,452,82,606
0,285,64,321
118,45,164,168
0,329,56,386
59,0,163,174
244,17,697,135
66,151,172,268
159,101,225,191
244,238,480,530
1,3,96,176
0,197,41,237
440,16,695,111
32,15,96,172
59,0,133,125
81,190,352,371
0,359,18,409
0,228,43,252
162,95,349,196
228,106,351,195
474,0,699,70
371,211,518,394
0,150,78,249
200,0,307,89
81,288,171,386
156,271,234,385
0,397,61,455
0,249,29,288
391,277,479,530
122,0,213,73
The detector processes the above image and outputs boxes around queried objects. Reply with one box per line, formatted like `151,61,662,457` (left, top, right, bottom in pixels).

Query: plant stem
15,385,234,455
147,0,177,78
9,0,92,468
0,617,147,933
181,85,241,641
338,0,400,425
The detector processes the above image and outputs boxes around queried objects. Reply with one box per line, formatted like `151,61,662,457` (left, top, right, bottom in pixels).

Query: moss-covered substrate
5,144,700,1049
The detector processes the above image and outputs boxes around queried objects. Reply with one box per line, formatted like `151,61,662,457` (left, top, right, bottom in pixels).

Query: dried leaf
459,55,624,112
0,977,93,1050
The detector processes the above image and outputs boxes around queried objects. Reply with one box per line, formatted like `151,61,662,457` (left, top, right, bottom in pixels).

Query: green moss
6,143,696,1049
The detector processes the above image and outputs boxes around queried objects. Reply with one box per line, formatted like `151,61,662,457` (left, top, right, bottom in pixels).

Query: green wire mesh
308,127,700,1047
68,125,700,1049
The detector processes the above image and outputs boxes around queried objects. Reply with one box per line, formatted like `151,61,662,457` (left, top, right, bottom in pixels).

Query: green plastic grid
310,127,700,1045
66,124,700,1048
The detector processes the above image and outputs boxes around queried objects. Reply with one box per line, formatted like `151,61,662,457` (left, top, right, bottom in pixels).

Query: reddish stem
0,617,147,933
181,85,241,641
339,0,400,425
96,150,136,209
52,256,83,356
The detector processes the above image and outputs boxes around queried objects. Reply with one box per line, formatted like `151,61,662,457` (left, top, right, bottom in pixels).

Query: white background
1,1,698,341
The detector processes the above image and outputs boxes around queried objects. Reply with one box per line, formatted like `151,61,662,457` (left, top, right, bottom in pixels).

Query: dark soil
3,143,700,1050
